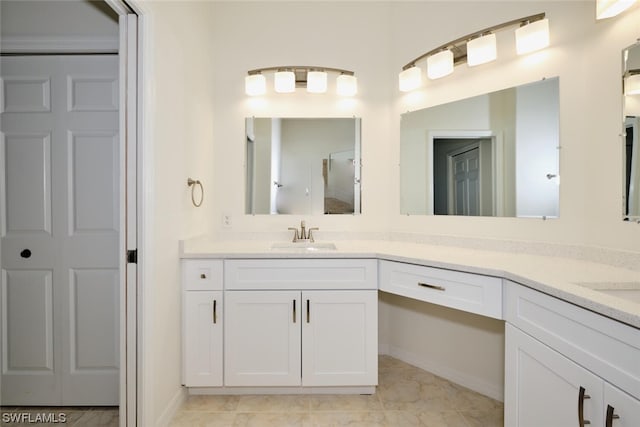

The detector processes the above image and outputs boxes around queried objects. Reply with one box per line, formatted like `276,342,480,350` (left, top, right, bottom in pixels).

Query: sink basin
575,282,640,303
270,242,337,251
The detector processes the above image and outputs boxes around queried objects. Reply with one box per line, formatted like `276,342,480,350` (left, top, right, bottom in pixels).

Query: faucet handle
287,227,299,242
308,227,319,242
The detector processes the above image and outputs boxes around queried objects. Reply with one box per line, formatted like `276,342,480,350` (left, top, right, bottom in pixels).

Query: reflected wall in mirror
245,117,361,215
623,41,640,220
400,77,560,218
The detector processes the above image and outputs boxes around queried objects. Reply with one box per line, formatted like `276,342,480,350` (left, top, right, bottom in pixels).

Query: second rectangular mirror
400,77,560,218
246,117,361,215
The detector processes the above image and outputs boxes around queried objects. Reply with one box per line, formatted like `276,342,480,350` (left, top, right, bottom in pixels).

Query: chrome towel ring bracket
187,178,204,207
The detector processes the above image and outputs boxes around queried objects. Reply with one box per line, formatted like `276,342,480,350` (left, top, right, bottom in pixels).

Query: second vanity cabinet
504,281,640,427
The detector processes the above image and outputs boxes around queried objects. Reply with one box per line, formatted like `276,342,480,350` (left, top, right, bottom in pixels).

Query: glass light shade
398,66,422,92
596,0,637,19
467,34,497,67
336,74,357,96
626,74,640,95
307,71,328,93
427,50,454,79
274,71,295,93
245,74,266,96
515,19,550,55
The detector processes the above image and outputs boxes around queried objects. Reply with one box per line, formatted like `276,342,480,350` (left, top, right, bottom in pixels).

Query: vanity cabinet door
183,291,223,387
604,383,640,427
505,324,604,427
224,291,301,387
301,290,378,387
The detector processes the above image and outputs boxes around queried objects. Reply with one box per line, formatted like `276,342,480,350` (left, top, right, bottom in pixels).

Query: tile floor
170,355,504,426
0,406,118,426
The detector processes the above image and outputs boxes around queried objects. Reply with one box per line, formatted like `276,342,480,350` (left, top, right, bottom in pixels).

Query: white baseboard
383,345,504,402
155,388,186,427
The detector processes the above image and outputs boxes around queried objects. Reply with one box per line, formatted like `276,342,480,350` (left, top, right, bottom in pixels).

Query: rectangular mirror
400,77,560,218
623,41,640,220
245,117,361,215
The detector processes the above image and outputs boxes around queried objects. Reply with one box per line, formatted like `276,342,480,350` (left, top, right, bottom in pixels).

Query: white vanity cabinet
504,281,640,427
224,259,378,389
182,260,224,387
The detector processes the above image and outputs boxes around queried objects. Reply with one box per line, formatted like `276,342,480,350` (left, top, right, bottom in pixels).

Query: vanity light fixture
245,66,357,96
398,66,422,92
336,74,358,96
245,73,266,96
398,13,549,92
596,0,637,19
307,70,328,93
515,18,550,55
625,70,640,95
467,33,498,67
274,70,296,93
427,50,454,79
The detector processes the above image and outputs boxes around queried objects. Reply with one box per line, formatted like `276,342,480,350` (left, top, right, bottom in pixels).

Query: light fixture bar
245,66,357,96
400,12,546,71
247,66,355,76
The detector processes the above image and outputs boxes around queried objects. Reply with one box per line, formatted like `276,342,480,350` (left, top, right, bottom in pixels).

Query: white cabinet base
186,386,376,395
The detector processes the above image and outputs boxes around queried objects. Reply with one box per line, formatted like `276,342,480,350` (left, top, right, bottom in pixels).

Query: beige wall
208,1,640,254
137,1,216,424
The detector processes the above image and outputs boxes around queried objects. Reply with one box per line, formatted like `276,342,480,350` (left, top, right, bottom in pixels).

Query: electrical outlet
222,214,232,228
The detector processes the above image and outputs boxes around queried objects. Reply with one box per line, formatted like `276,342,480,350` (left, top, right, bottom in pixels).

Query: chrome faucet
288,221,318,242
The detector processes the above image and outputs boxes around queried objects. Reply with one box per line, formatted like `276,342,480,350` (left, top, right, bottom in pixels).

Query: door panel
69,131,118,233
2,270,54,372
505,324,604,427
302,290,377,387
1,55,119,405
2,132,52,235
2,76,51,113
224,291,301,386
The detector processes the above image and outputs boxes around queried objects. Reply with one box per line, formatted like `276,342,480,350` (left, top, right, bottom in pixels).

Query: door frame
104,1,143,425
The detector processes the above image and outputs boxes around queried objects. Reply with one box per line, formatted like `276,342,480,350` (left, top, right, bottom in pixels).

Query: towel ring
187,178,204,207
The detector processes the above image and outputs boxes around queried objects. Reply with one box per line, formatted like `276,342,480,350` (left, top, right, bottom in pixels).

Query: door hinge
127,249,138,264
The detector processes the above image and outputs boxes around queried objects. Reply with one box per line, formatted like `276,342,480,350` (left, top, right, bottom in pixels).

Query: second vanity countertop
180,238,640,329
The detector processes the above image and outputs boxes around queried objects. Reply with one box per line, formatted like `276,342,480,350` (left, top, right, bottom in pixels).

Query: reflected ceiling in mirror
400,77,560,218
245,117,361,215
623,41,640,221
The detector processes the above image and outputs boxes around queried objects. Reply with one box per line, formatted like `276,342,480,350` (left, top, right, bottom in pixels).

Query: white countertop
181,238,640,329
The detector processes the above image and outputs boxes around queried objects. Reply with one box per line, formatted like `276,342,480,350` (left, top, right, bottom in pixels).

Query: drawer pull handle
606,405,620,427
306,299,310,323
418,282,446,291
293,300,296,323
200,273,207,279
578,386,591,426
212,300,217,324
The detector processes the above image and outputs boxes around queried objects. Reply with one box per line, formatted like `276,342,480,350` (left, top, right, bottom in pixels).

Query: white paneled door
1,55,119,405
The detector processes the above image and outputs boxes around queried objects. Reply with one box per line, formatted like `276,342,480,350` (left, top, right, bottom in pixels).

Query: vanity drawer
224,259,378,290
378,260,502,319
183,259,223,291
505,281,640,400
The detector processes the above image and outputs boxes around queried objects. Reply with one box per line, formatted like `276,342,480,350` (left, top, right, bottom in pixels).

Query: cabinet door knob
200,273,207,279
578,386,591,426
20,249,32,259
606,404,620,427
